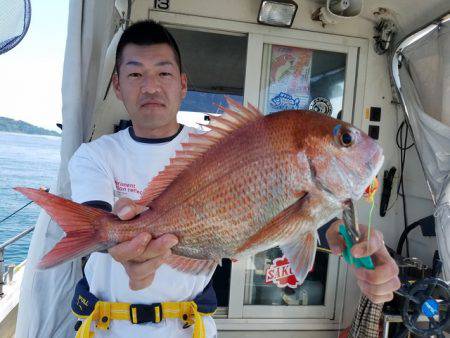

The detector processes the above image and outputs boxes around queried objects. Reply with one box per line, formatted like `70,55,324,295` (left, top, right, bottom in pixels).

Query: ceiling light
257,0,299,28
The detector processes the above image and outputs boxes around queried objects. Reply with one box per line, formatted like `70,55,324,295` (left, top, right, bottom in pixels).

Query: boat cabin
1,0,450,337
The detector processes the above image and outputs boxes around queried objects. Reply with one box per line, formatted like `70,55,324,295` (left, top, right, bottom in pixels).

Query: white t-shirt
68,126,217,338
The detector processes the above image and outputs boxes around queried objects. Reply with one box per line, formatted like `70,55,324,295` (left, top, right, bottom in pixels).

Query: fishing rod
0,186,49,225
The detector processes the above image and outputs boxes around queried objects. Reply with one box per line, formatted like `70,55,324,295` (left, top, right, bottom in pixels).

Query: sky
0,1,69,131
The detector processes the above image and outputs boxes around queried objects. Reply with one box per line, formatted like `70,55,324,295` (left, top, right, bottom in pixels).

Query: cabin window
260,44,347,119
169,27,247,131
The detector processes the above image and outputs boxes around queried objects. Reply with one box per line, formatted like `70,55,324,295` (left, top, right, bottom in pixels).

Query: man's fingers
341,225,401,303
109,232,178,292
351,227,384,258
108,233,151,262
125,253,170,281
326,219,346,255
113,198,149,220
364,292,395,304
357,277,401,297
129,273,156,291
354,255,399,285
131,234,178,263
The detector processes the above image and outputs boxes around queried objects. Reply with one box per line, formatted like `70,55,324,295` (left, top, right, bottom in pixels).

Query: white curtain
16,1,116,337
395,15,450,278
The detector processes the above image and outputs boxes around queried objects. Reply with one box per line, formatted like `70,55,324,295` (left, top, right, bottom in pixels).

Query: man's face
113,43,187,132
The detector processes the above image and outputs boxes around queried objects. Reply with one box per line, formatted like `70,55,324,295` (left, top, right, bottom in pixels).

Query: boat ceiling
112,0,449,93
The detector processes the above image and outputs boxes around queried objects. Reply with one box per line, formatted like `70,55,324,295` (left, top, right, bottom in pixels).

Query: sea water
0,131,60,266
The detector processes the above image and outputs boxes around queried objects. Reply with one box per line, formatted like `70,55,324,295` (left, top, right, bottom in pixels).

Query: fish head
296,112,384,203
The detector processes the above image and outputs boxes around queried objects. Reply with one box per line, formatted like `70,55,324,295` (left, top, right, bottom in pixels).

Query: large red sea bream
16,99,384,284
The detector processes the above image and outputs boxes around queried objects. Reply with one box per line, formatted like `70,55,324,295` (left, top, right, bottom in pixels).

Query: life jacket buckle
129,303,162,324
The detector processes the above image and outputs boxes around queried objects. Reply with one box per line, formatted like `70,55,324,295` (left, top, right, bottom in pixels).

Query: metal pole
7,265,15,284
0,226,35,251
0,249,4,298
0,226,35,298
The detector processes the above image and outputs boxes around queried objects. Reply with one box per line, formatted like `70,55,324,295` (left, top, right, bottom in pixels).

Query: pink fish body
16,99,383,283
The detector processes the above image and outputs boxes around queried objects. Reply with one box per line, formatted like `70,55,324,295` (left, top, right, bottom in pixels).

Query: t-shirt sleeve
68,143,115,207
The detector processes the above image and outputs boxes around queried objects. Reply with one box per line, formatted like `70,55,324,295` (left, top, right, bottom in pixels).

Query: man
68,20,399,337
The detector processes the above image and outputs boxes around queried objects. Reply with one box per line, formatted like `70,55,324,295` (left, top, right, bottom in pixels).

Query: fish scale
15,98,384,285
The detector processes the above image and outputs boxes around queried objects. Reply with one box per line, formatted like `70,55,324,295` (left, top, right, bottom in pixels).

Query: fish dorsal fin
137,98,263,206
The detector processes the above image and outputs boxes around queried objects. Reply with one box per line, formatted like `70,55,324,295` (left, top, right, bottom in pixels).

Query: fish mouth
367,148,384,174
343,199,353,208
349,149,384,201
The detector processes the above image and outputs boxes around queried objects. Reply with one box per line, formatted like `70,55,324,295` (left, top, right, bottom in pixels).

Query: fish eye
340,132,353,147
333,124,354,147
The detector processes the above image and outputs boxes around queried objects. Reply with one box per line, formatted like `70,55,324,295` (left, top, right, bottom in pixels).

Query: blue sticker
421,298,439,318
270,92,301,111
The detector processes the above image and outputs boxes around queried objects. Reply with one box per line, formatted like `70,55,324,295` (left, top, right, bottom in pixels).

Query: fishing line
0,201,33,224
364,178,379,254
367,199,375,247
0,187,48,225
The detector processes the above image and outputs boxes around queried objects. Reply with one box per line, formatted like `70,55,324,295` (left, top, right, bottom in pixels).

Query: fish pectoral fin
235,193,309,255
164,254,218,276
280,231,317,285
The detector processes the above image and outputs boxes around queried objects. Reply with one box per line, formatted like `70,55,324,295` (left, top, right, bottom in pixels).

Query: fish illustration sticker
270,92,301,111
265,256,300,288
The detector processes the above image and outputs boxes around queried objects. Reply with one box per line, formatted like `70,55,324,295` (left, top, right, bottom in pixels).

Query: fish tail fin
14,187,110,269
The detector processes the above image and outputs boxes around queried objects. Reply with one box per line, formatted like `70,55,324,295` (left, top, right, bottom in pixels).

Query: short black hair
115,20,182,73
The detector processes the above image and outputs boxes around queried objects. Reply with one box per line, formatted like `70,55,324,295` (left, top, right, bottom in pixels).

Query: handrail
0,226,35,297
0,226,35,251
0,186,48,297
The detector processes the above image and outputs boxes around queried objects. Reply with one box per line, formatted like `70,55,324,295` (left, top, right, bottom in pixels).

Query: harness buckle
129,303,162,324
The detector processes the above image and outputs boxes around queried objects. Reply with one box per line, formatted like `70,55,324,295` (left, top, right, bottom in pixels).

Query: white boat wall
3,0,448,337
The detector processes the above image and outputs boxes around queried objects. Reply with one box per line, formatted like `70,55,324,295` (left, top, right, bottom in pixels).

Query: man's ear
112,72,123,101
180,73,187,99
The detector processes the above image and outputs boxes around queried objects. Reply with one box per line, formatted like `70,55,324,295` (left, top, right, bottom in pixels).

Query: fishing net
395,13,450,278
0,0,31,55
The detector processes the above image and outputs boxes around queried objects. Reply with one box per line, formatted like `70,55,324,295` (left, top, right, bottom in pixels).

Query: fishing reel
395,277,450,337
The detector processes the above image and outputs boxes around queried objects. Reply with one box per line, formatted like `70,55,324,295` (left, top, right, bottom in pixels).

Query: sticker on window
265,255,300,289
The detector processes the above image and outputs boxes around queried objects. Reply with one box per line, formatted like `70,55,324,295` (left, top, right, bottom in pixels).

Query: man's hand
108,198,178,290
326,220,401,304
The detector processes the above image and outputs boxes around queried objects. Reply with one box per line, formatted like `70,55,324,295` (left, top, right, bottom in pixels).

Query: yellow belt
74,300,213,338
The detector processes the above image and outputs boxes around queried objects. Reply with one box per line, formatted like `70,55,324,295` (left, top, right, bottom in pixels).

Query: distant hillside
0,116,61,137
